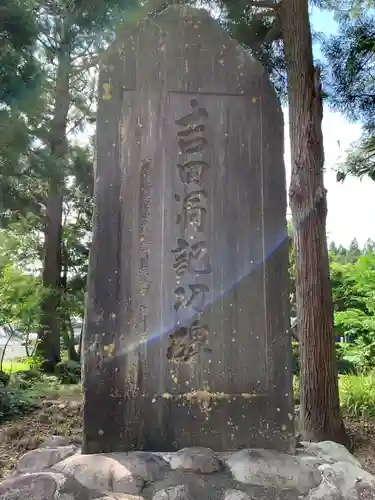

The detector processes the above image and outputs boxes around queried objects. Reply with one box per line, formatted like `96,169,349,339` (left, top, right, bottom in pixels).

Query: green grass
339,373,375,418
0,373,82,422
2,350,71,375
2,358,32,374
0,357,82,423
293,373,375,419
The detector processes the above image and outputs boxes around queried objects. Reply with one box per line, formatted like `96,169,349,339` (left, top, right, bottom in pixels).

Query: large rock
227,448,322,493
53,454,144,495
16,446,77,474
168,448,222,473
0,471,93,500
306,478,342,500
108,452,169,483
301,442,361,468
152,485,192,500
319,462,375,499
224,490,253,500
40,435,71,448
97,497,145,500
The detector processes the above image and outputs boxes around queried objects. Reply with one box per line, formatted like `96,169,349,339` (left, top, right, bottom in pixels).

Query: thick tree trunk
38,22,71,372
280,0,347,444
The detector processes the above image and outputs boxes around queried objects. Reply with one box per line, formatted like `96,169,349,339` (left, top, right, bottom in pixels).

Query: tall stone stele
83,5,294,454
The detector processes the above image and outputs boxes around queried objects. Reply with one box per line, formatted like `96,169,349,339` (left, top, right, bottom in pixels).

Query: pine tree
324,6,375,180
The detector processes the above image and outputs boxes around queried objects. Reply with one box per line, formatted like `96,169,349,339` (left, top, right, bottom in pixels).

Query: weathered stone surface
97,496,145,500
301,442,361,468
40,435,71,448
227,448,322,493
83,3,293,455
0,471,93,500
168,448,222,473
142,466,301,500
109,452,169,482
306,479,342,500
152,485,192,500
53,454,144,495
224,490,253,500
16,446,77,474
319,462,375,499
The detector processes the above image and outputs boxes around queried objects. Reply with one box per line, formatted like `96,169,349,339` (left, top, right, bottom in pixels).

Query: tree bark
280,0,347,444
61,240,80,362
37,19,71,372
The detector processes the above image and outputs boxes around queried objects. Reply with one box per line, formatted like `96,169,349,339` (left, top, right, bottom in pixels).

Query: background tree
217,0,347,444
1,0,138,371
0,0,45,222
281,0,346,444
324,9,375,180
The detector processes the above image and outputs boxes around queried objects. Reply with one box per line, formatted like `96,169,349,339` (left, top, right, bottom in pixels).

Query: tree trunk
78,323,83,361
37,21,71,373
280,0,347,444
60,241,80,362
67,317,80,362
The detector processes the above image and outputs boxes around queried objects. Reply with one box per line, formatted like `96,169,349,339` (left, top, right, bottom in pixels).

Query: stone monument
83,5,294,454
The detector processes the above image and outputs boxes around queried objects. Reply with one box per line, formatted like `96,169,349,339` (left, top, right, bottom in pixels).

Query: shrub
0,386,36,422
292,343,300,375
293,376,300,403
336,344,358,374
292,343,357,376
0,370,10,387
55,360,81,384
19,367,42,381
339,373,375,418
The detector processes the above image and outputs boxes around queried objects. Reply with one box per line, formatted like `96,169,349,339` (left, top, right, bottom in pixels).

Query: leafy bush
19,367,42,381
292,343,300,375
293,376,300,403
339,374,375,418
55,360,81,384
335,344,358,374
0,370,10,387
292,343,357,376
0,386,36,422
9,369,42,390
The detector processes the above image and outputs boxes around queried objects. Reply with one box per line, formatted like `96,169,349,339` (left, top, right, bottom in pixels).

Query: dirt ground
1,399,375,480
0,393,83,479
345,417,375,475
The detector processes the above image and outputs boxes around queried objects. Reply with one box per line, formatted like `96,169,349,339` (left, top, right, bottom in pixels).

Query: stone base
1,439,373,500
83,393,294,454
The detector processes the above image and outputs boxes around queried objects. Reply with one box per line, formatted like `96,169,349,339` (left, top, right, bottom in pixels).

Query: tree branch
265,18,282,42
248,0,279,8
37,35,55,54
253,9,277,19
71,55,100,73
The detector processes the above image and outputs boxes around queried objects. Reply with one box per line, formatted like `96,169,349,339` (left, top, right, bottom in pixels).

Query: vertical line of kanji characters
168,99,213,362
139,158,152,339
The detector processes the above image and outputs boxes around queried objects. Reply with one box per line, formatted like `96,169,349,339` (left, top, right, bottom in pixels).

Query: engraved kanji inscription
171,238,212,278
174,284,209,313
175,99,208,127
175,99,208,154
176,190,208,232
168,98,212,363
138,158,152,334
139,304,148,331
177,160,209,186
178,135,207,155
167,320,210,362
